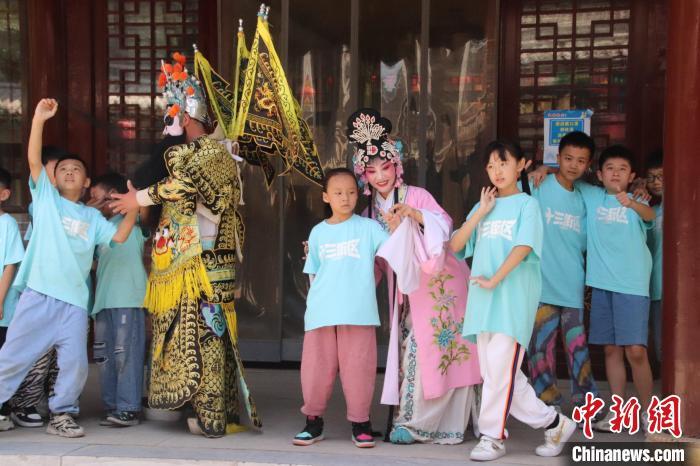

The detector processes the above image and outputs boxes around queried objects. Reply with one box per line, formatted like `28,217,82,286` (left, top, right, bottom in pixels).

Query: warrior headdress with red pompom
157,49,210,126
346,108,404,195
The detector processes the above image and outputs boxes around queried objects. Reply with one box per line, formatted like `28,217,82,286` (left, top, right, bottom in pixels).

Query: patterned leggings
9,348,59,409
527,305,598,407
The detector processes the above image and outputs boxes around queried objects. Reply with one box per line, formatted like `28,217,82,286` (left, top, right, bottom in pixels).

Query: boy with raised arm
0,99,138,437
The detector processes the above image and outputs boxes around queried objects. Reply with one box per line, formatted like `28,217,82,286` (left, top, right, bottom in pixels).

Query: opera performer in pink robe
347,108,482,444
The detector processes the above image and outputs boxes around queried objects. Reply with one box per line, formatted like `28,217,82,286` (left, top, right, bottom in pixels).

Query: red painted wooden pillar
663,0,700,439
25,0,67,148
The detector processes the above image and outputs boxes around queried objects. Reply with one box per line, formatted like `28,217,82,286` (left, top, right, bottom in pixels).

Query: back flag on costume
194,4,324,187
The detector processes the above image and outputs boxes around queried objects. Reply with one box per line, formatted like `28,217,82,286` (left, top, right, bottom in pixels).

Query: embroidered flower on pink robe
429,272,471,375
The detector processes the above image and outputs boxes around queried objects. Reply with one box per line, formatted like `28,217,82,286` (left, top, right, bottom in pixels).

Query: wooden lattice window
0,0,26,209
518,0,631,159
107,0,199,175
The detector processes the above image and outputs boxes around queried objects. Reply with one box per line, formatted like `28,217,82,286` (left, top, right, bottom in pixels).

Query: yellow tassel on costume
144,255,214,314
223,302,238,343
153,250,172,270
226,423,248,434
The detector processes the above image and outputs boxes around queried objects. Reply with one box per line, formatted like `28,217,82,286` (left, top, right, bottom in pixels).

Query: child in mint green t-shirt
295,168,389,449
575,145,656,433
450,141,576,461
0,168,24,347
645,150,663,363
88,173,148,427
0,99,138,436
524,131,599,413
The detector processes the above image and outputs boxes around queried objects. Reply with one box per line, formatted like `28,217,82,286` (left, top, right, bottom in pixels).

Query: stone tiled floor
0,366,663,465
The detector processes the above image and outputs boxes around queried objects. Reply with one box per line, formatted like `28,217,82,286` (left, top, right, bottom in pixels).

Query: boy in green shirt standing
88,173,148,427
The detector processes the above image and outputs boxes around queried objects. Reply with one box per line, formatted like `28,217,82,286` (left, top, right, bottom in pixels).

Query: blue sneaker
293,416,324,446
351,421,376,448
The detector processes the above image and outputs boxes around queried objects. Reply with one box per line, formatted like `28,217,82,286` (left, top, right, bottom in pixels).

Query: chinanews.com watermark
566,443,691,465
562,393,697,465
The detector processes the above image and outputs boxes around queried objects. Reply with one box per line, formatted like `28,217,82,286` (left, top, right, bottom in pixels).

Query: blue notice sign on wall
543,110,593,166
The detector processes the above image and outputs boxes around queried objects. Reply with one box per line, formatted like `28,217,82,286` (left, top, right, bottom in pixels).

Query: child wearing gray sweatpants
0,98,138,437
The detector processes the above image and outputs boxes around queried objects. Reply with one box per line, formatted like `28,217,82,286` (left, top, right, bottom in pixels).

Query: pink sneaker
351,421,376,448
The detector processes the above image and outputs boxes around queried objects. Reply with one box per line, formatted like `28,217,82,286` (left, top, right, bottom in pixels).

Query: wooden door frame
497,0,522,142
497,0,665,168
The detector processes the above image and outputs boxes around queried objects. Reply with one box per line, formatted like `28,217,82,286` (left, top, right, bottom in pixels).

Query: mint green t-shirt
529,174,587,309
456,193,543,348
648,203,663,301
23,203,33,241
0,213,25,326
92,215,148,316
12,169,117,310
303,214,388,331
577,182,653,297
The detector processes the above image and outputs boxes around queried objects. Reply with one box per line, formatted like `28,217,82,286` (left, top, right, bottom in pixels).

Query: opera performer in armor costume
111,53,260,438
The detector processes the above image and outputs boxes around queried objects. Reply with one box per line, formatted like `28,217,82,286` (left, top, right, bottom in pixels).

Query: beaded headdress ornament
346,108,404,195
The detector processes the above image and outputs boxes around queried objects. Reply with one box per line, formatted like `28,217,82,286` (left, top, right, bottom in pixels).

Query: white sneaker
46,413,84,438
0,414,14,432
470,436,506,461
536,414,577,457
593,410,615,432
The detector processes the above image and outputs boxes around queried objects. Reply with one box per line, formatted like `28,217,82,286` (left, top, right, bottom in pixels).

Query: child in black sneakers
88,173,148,427
294,168,391,448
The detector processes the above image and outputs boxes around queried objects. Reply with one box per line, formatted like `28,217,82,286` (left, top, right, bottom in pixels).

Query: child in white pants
451,140,577,461
477,332,556,440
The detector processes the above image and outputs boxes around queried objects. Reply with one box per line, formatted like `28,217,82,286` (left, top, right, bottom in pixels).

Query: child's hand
87,195,110,211
33,98,58,123
528,165,548,188
477,187,497,216
615,188,633,207
632,187,652,204
471,275,497,289
629,176,647,193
